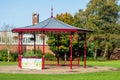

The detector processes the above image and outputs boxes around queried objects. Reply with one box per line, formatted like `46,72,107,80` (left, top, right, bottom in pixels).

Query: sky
0,0,119,28
0,0,91,28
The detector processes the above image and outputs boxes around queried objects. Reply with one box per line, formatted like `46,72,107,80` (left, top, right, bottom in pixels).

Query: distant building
0,13,52,53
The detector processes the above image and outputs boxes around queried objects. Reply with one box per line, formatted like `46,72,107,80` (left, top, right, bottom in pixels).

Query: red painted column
18,33,20,68
20,33,23,68
18,33,23,68
42,34,45,69
77,50,80,66
84,33,87,68
77,34,80,66
70,33,73,70
34,33,36,57
57,34,60,66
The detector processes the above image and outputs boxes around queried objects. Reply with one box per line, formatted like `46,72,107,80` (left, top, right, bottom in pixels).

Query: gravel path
0,65,118,74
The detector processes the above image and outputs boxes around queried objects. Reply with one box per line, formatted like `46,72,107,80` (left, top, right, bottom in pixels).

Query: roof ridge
41,18,52,28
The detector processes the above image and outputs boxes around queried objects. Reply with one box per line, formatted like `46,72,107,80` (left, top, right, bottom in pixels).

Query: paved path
0,65,117,74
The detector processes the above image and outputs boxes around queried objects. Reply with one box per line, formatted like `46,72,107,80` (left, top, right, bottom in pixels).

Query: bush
36,50,42,58
23,51,34,57
45,53,56,61
0,49,18,61
0,50,8,61
23,50,42,58
23,50,56,60
10,52,18,61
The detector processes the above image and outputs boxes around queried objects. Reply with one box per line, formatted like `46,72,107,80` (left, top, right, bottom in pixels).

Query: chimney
32,12,39,25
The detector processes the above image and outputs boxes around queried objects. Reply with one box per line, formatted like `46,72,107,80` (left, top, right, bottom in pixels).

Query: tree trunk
107,50,112,60
94,48,97,59
56,54,60,65
64,53,67,65
7,50,10,62
103,44,108,58
107,45,115,60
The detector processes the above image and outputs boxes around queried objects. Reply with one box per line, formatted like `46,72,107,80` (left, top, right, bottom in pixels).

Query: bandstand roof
12,17,93,33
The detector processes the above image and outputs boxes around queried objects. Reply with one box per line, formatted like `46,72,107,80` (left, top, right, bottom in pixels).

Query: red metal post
20,33,23,68
84,33,86,68
77,34,80,66
18,33,20,68
34,33,36,57
57,34,60,66
42,35,45,69
70,33,73,70
57,54,60,66
77,50,80,66
18,33,23,68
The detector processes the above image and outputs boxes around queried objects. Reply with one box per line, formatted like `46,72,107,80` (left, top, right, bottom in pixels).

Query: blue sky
0,0,119,28
0,0,91,27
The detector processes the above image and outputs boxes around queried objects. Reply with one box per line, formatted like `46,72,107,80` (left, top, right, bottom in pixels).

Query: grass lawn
0,60,120,80
0,71,120,80
0,62,17,66
86,60,120,69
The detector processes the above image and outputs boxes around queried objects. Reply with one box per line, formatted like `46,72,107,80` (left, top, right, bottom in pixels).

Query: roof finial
51,6,53,18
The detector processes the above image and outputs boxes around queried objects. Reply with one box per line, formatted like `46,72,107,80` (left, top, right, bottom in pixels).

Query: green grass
0,62,17,66
86,60,120,69
0,71,120,80
0,60,120,80
1,60,120,68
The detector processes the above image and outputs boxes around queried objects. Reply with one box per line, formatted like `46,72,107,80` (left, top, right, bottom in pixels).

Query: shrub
36,50,42,58
45,53,56,61
10,52,18,61
0,50,8,61
0,49,18,61
23,50,42,58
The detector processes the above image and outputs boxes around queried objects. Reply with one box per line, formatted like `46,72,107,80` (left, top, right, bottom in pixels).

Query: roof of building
12,17,93,33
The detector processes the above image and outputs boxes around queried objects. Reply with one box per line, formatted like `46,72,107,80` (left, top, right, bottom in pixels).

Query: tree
74,0,120,59
0,24,15,62
74,9,100,59
84,0,120,59
47,12,79,64
56,12,74,26
47,34,70,64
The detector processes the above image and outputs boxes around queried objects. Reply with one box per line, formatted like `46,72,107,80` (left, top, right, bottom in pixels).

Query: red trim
13,28,78,33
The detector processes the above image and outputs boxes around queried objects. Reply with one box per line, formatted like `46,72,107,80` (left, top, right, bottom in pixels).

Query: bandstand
12,12,93,70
